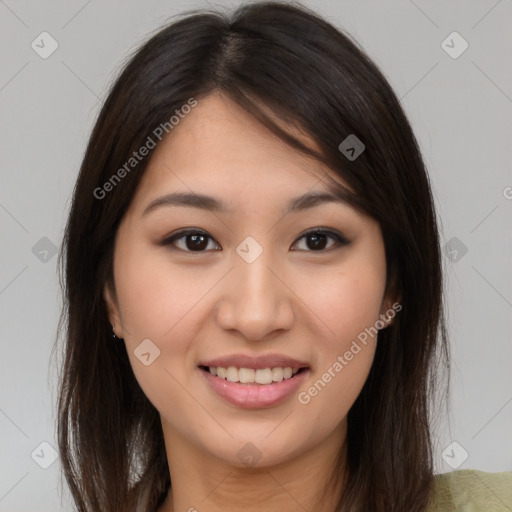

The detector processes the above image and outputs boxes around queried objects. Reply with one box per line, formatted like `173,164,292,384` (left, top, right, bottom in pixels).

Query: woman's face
105,91,394,469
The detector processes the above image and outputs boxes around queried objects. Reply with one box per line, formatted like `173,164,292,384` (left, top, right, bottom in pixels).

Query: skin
104,91,397,512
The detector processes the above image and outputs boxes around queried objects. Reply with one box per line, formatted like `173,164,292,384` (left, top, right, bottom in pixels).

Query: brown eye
161,229,220,252
292,229,349,252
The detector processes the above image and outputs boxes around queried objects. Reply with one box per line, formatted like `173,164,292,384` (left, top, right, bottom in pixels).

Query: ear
379,274,402,327
103,281,124,338
380,296,401,317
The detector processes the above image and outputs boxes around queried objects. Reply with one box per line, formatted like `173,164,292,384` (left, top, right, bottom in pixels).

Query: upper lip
198,353,310,370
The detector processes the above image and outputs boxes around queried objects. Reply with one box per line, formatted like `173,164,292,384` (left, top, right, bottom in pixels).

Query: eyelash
160,228,349,253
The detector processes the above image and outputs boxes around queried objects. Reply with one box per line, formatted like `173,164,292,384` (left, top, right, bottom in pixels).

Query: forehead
130,91,353,213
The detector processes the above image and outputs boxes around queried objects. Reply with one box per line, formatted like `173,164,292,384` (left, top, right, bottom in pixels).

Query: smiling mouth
198,365,309,385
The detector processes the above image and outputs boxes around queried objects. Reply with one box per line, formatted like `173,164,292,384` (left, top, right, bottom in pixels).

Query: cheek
113,244,221,401
292,258,384,410
113,248,206,414
297,262,386,348
114,247,211,339
294,270,381,429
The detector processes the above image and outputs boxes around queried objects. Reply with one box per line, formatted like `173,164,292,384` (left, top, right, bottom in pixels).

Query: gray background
1,0,511,510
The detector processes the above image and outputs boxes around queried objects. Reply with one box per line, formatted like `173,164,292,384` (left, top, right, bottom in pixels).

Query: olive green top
428,469,512,511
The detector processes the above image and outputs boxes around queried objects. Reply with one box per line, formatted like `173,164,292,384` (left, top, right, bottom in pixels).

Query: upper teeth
208,366,300,384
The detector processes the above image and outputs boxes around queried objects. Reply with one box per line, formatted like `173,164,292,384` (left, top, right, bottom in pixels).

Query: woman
55,2,512,511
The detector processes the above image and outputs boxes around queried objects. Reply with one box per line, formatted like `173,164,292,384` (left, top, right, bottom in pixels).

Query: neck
157,421,348,512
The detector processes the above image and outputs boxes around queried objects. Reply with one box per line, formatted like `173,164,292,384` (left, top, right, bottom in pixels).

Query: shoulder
427,469,512,512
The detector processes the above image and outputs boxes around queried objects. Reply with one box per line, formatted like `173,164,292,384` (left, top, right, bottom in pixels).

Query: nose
215,246,295,341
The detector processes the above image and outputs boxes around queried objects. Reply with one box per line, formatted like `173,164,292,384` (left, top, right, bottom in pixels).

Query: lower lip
199,368,310,409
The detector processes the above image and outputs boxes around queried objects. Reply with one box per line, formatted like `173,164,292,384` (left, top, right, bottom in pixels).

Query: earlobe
380,271,402,327
103,283,123,338
379,295,402,328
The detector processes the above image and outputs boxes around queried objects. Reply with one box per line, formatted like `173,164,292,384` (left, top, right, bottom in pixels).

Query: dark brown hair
54,1,450,511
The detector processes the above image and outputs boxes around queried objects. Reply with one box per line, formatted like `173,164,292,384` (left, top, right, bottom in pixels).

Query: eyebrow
142,188,354,217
